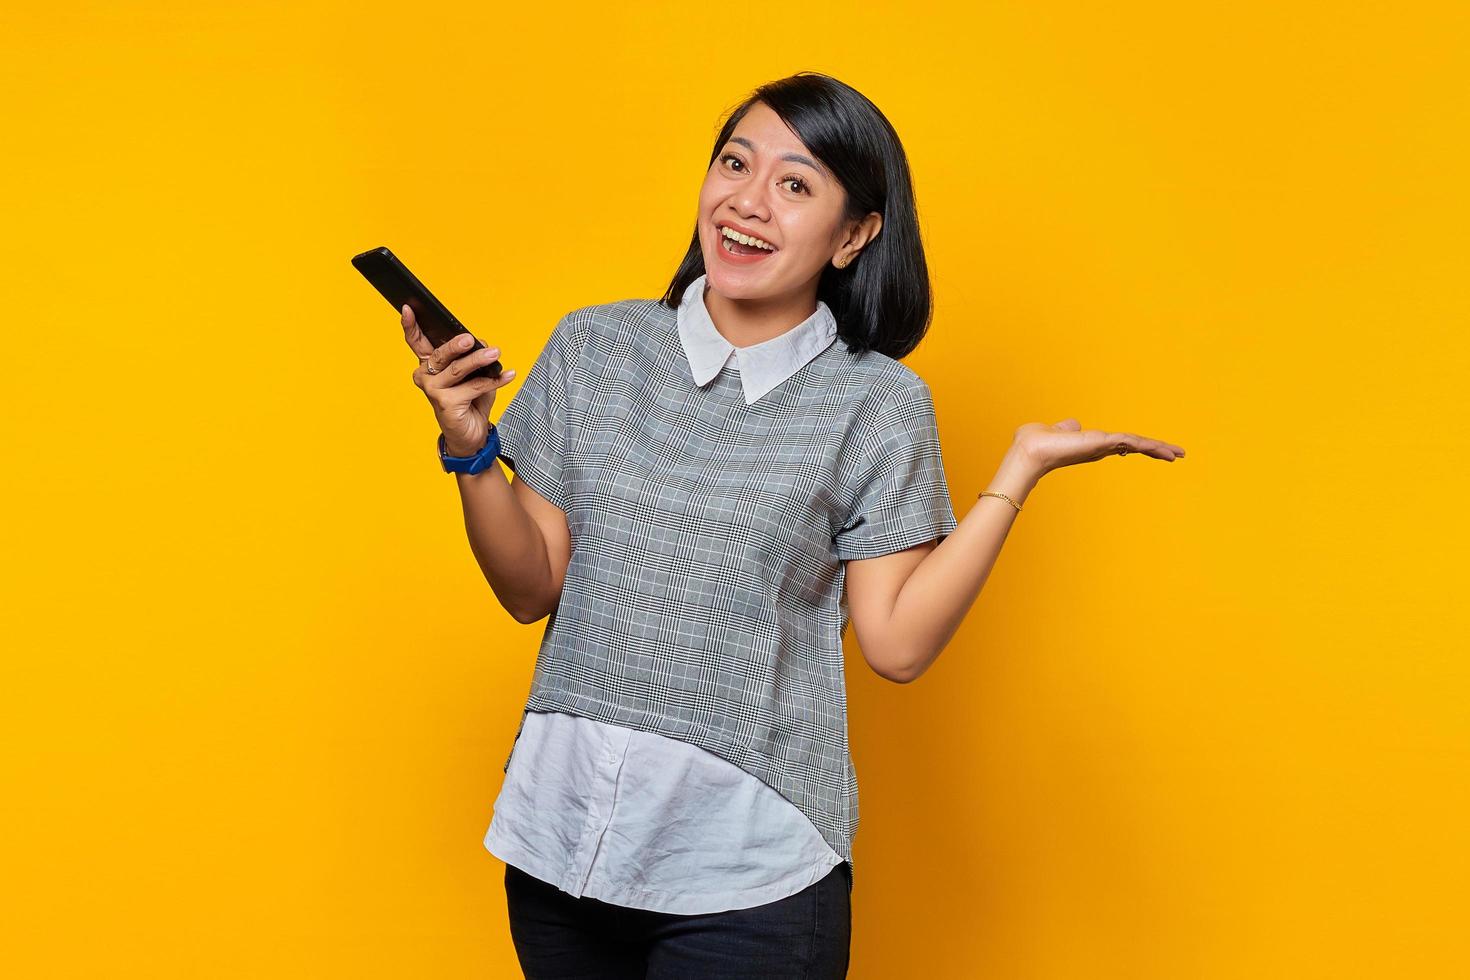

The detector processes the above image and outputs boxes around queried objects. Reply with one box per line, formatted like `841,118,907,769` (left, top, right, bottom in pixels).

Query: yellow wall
4,2,1466,976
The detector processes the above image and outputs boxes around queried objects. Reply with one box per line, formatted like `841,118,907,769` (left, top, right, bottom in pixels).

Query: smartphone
351,246,503,382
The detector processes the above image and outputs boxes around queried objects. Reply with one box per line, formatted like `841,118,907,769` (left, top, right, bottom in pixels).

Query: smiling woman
478,67,1182,979
485,72,960,980
664,73,934,360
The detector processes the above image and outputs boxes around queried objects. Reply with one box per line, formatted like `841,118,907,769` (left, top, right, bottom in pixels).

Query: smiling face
698,101,881,304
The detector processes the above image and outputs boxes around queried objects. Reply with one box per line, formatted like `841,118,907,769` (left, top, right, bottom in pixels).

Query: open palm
1015,418,1186,476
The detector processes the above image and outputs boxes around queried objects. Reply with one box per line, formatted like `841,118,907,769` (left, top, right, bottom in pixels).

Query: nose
729,184,772,222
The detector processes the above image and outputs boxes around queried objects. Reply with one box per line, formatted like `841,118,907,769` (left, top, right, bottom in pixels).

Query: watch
438,424,502,475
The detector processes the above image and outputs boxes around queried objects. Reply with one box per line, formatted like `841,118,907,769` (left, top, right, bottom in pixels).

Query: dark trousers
504,861,852,979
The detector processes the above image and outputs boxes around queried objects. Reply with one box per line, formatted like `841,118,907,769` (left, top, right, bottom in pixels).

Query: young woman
401,72,1185,978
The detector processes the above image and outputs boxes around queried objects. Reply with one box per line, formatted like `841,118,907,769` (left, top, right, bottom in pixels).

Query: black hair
659,72,934,361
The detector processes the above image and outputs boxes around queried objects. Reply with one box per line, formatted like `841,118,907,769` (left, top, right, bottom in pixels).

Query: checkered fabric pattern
494,279,958,873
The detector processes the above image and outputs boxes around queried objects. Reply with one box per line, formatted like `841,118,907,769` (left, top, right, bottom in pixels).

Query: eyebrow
727,136,825,176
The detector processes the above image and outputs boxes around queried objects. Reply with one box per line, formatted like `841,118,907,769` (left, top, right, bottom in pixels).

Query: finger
1087,430,1135,460
420,332,481,382
1081,429,1124,460
1127,434,1183,461
1110,434,1180,461
424,344,504,390
400,305,435,360
1113,433,1143,457
413,333,473,389
437,368,517,405
1144,437,1184,461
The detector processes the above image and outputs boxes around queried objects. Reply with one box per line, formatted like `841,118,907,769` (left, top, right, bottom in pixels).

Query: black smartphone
351,246,503,382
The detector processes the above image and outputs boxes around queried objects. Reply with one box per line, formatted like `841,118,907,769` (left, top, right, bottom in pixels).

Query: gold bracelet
979,490,1022,512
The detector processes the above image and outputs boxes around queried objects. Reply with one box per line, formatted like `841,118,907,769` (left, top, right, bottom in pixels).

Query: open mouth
716,223,777,258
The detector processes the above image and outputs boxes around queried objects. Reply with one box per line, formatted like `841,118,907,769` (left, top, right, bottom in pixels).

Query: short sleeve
494,312,578,512
833,382,959,561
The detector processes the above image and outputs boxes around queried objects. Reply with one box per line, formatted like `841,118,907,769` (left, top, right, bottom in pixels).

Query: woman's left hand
1013,418,1186,477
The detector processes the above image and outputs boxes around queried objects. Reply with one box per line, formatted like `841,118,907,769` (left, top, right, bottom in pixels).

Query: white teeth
720,225,774,250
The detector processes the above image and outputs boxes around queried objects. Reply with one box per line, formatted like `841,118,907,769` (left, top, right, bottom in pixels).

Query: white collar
676,273,839,405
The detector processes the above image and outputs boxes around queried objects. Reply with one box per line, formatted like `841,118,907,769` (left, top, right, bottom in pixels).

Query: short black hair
660,72,934,361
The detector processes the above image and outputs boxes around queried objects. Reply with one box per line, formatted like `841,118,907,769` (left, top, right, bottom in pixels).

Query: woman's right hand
402,304,518,457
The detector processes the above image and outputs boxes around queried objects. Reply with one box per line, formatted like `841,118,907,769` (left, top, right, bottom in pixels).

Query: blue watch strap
439,424,502,475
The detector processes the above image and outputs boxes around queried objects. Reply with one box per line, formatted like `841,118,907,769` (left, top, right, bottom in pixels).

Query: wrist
443,432,488,458
985,449,1042,504
438,425,501,476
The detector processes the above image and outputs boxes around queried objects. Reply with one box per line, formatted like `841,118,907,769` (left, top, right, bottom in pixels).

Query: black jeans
504,861,852,979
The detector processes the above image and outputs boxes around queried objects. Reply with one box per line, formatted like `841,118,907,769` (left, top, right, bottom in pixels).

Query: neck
703,280,820,349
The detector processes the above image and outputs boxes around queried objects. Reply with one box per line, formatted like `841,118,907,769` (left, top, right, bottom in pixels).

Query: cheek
696,190,721,240
697,177,723,214
776,213,829,259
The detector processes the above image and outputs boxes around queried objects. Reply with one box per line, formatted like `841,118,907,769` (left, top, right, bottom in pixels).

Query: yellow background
4,1,1467,976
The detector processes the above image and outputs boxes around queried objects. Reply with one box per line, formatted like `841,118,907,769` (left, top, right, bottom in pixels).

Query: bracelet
979,489,1022,512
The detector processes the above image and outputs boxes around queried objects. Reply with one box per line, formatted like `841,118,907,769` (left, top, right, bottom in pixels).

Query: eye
719,153,811,195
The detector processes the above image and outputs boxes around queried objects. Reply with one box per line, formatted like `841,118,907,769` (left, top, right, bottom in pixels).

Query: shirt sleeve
494,312,578,512
833,381,959,561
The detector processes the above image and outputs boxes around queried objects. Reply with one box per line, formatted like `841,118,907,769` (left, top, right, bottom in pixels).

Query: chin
704,260,775,298
704,269,751,301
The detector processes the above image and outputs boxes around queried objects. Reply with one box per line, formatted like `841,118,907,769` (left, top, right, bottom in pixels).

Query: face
697,101,881,304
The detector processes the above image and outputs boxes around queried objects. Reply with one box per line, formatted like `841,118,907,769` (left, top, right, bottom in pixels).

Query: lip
714,219,779,251
713,220,778,266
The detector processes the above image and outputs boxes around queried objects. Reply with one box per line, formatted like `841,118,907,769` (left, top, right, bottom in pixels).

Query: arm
451,456,572,625
404,302,581,627
846,448,1036,683
454,309,582,625
848,419,1186,683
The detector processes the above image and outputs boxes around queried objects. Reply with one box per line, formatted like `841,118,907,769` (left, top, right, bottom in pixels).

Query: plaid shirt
495,273,958,880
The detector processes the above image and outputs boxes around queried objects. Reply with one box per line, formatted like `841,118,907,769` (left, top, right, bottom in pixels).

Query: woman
401,72,1184,978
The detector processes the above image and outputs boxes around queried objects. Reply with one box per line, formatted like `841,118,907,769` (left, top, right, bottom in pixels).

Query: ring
425,362,439,375
1117,446,1129,456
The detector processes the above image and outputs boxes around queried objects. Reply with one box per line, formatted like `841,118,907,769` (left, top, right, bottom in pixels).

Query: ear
838,211,883,263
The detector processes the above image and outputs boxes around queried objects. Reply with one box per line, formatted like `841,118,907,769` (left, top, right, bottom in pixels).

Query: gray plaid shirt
495,273,959,877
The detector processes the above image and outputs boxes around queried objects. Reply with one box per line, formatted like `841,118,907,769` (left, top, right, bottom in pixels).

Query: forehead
732,103,803,146
727,103,826,175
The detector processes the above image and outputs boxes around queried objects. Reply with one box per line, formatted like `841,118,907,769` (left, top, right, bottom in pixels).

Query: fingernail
505,369,516,378
488,347,500,356
457,335,472,348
